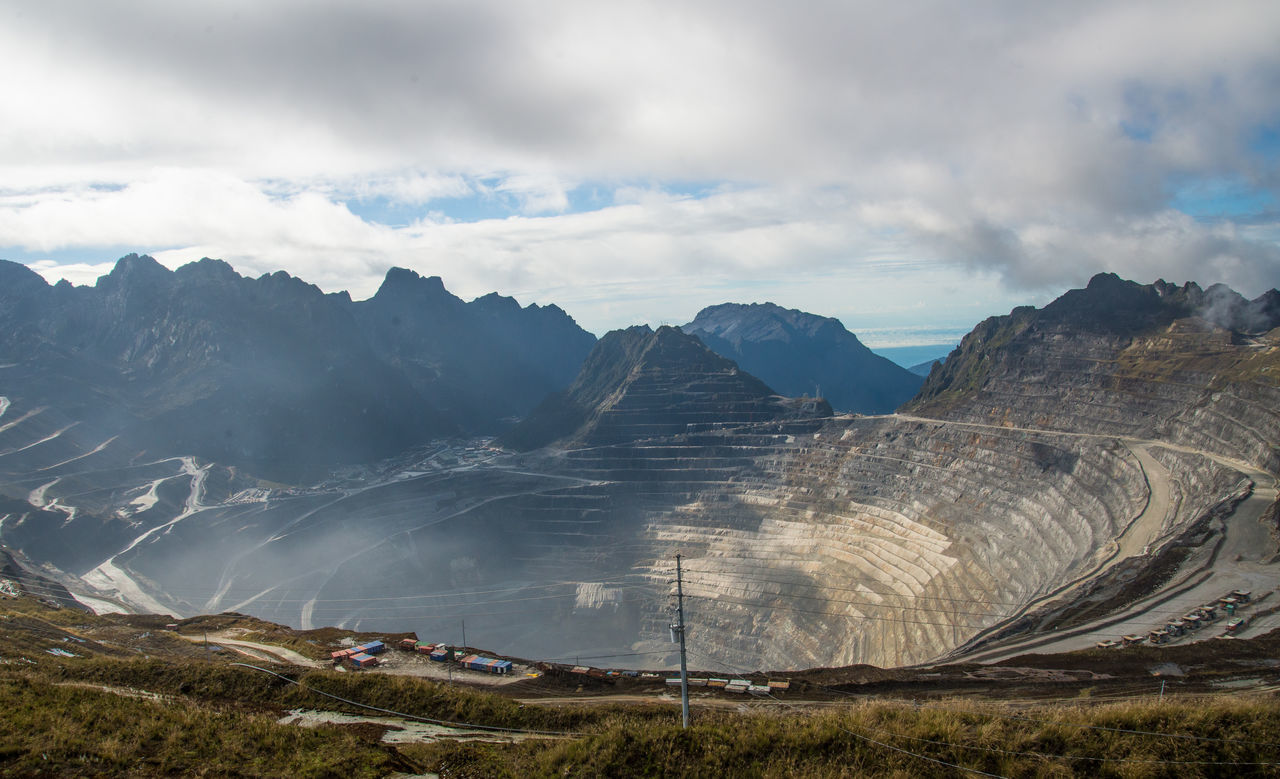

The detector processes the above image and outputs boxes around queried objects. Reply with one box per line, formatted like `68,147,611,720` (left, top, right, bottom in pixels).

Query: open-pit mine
1,272,1278,672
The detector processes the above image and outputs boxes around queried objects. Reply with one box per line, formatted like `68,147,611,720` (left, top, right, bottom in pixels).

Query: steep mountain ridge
348,267,595,430
0,255,451,481
502,325,832,450
0,256,596,481
683,302,922,413
906,272,1280,471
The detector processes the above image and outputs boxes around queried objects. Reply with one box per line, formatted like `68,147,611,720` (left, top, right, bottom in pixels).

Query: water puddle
277,709,551,744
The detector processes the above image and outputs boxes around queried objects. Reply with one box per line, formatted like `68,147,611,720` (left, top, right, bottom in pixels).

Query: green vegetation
0,671,394,777
902,308,1036,415
1112,326,1280,390
9,652,1279,777
406,697,1280,778
3,598,1279,776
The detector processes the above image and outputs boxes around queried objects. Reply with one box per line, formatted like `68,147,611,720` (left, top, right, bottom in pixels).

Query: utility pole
672,553,690,729
461,619,466,650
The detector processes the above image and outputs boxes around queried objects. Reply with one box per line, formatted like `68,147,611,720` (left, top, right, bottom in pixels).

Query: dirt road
176,631,323,667
889,414,1280,663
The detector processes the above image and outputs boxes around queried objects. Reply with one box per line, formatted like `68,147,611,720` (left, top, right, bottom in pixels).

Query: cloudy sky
2,1,1277,345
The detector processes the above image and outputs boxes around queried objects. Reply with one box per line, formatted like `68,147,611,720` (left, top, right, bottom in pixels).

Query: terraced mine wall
625,418,1159,669
0,389,1263,670
908,322,1280,473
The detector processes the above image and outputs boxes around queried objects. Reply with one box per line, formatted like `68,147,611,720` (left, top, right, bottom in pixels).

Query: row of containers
398,637,453,662
665,677,791,696
396,637,515,675
330,640,386,669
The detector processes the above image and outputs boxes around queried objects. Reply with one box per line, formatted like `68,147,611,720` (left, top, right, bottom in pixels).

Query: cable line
230,662,574,737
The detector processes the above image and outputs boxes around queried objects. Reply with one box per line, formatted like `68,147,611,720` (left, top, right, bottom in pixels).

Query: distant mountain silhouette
347,268,595,430
502,325,832,450
0,256,595,480
682,302,922,414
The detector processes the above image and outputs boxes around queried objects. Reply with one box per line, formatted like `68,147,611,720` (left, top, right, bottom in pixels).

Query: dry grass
0,671,396,777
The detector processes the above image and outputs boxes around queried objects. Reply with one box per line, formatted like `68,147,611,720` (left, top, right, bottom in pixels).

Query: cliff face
683,302,922,413
906,273,1280,471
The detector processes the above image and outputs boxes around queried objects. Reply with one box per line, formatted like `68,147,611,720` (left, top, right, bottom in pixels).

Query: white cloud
2,1,1277,335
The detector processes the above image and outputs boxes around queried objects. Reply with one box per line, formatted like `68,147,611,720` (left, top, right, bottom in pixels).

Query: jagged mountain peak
471,291,521,311
95,253,171,292
0,259,51,298
373,267,451,298
176,257,240,283
1044,273,1279,335
906,275,1280,471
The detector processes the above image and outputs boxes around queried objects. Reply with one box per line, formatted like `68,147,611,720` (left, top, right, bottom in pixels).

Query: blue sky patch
1171,177,1277,222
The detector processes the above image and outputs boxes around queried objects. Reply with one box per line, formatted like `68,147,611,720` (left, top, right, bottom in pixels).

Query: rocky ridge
906,273,1280,472
502,325,832,451
0,256,595,480
347,267,595,430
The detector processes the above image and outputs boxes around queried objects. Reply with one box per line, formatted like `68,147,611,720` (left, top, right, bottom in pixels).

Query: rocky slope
683,302,922,413
501,325,832,450
906,273,1280,472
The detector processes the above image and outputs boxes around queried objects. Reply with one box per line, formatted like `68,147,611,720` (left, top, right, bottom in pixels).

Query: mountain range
502,324,832,451
1,259,1277,672
0,255,921,480
0,256,596,480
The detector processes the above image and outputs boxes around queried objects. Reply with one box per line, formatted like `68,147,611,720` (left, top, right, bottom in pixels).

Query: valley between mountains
2,261,1278,673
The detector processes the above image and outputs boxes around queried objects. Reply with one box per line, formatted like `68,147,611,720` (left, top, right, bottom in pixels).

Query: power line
230,662,574,737
681,648,1007,778
672,553,690,729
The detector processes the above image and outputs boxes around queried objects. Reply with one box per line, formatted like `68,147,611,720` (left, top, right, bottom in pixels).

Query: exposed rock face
347,268,595,430
502,325,832,450
22,408,1236,670
683,302,923,414
906,273,1280,472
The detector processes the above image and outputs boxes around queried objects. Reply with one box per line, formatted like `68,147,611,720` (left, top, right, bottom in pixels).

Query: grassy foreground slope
1,596,1279,777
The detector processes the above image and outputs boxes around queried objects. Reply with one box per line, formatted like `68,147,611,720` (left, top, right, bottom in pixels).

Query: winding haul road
889,414,1280,663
